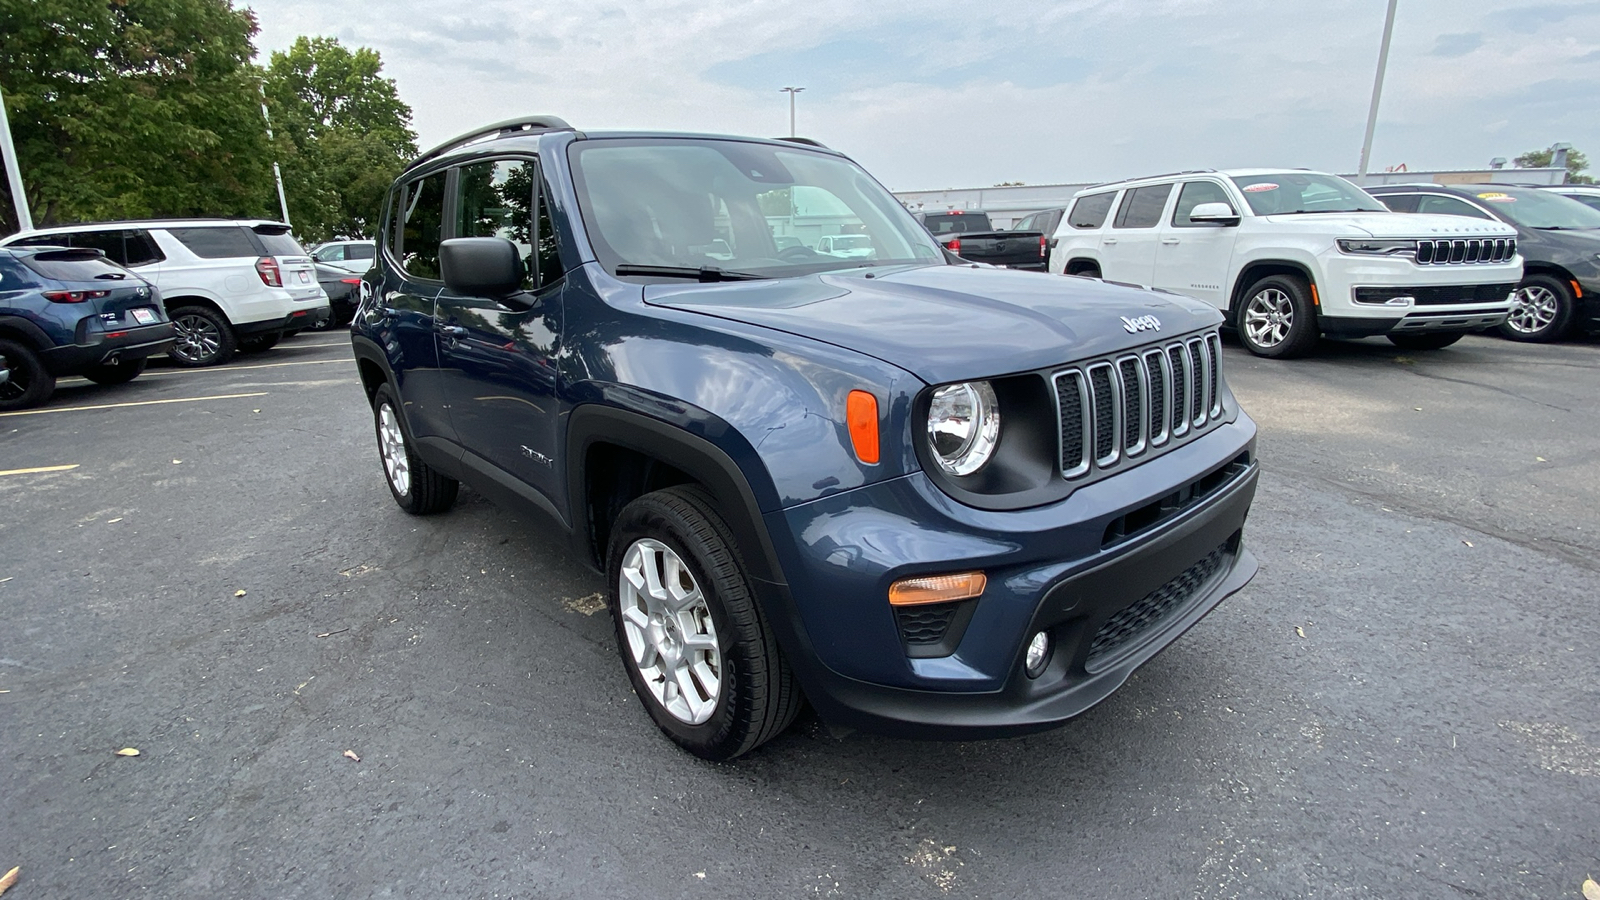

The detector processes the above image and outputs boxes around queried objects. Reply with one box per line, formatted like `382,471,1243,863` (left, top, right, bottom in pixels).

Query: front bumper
766,415,1259,739
40,323,176,375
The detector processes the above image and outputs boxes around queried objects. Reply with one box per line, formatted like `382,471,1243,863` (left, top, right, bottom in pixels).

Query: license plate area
130,307,158,325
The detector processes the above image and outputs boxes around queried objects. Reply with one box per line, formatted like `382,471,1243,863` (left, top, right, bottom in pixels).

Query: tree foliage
0,0,275,234
263,37,415,242
1514,145,1594,184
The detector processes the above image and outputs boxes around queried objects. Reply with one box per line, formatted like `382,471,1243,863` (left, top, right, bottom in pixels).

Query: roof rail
773,136,829,149
409,116,573,171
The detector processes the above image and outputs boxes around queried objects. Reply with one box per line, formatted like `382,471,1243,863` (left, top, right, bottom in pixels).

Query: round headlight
927,381,1000,476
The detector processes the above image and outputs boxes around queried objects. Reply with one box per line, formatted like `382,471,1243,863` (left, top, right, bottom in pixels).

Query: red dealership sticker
1243,183,1279,192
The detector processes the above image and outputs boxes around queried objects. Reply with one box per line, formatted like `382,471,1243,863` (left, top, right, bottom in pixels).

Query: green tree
1514,145,1594,184
262,36,415,242
0,0,275,235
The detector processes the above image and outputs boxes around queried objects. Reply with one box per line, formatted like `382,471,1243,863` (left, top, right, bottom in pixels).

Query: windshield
1474,189,1600,229
569,138,945,277
1228,173,1388,215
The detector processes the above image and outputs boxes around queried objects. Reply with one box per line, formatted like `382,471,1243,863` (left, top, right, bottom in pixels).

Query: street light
779,87,805,138
1355,0,1399,186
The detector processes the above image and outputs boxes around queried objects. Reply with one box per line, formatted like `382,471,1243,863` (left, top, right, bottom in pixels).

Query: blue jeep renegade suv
351,117,1260,759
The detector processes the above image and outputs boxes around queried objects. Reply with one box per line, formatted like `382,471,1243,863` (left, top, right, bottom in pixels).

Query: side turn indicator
847,389,880,464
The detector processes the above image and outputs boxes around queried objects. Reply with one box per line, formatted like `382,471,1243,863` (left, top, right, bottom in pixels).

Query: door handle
438,325,468,338
1161,238,1181,245
1102,238,1118,245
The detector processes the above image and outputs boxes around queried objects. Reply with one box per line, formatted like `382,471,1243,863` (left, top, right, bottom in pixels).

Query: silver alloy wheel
1243,288,1294,348
1507,285,1559,334
377,402,411,496
617,537,722,725
172,313,222,363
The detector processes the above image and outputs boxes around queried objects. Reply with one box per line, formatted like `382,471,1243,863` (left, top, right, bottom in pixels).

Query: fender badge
1121,315,1162,334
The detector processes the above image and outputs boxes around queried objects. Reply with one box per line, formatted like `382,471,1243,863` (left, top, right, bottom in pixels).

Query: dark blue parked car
0,246,175,410
350,118,1260,759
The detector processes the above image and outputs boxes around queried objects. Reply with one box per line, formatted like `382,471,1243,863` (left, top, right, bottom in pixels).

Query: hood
644,264,1222,385
1264,212,1516,239
1524,225,1600,255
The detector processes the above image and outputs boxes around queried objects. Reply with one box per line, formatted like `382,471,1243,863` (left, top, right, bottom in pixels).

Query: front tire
1499,274,1575,342
1236,274,1319,358
1387,332,1463,351
607,485,802,761
0,339,55,410
372,383,458,514
82,357,148,385
168,305,237,367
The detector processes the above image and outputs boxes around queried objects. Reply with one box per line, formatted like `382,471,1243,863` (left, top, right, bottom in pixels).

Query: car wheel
1387,332,1464,351
607,485,802,761
82,357,148,385
168,305,237,367
372,383,458,514
238,334,282,354
1499,274,1575,343
1236,274,1319,359
0,338,55,411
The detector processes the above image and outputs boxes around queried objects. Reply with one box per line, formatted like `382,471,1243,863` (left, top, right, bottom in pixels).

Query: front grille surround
1415,237,1516,265
1054,329,1227,483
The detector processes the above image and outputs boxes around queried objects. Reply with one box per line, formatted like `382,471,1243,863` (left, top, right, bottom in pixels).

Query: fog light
1024,631,1051,678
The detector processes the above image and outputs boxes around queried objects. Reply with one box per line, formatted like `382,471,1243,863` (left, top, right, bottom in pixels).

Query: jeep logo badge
1121,315,1161,334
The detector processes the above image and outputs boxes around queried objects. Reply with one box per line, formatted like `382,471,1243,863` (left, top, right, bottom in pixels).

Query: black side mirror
439,237,537,311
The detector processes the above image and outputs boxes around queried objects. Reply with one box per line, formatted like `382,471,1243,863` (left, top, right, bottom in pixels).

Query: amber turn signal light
847,389,879,464
888,572,987,607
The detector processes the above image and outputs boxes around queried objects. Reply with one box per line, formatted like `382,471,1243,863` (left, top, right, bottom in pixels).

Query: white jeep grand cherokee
1047,169,1521,357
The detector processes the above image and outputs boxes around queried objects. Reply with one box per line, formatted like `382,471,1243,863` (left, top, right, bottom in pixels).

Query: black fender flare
0,316,52,351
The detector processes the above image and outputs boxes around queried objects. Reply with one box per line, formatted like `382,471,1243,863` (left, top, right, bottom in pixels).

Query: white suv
1048,169,1521,357
3,219,330,366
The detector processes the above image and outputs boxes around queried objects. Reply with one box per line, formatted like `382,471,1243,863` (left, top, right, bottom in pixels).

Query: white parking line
0,392,268,418
0,464,80,477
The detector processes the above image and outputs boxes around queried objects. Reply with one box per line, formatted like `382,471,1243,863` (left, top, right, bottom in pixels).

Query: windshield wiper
614,264,767,282
1534,226,1600,231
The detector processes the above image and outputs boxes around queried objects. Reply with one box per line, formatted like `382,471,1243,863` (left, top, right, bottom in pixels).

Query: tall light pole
259,86,291,227
0,83,34,232
1355,0,1399,185
779,86,805,137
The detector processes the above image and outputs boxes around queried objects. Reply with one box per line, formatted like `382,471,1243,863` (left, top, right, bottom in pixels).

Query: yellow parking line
0,464,80,477
0,392,268,418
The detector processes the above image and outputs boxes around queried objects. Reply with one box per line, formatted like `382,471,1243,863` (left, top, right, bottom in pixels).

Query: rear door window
1068,192,1116,229
167,226,261,259
399,171,449,280
1113,184,1174,229
346,243,375,261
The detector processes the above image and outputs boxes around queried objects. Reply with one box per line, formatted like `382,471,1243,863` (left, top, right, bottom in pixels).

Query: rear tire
607,485,802,760
1499,274,1575,343
1235,274,1319,359
82,357,148,385
167,305,237,367
1387,332,1463,351
372,383,458,515
0,338,55,410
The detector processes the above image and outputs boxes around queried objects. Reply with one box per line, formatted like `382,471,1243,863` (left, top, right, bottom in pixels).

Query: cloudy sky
247,0,1600,191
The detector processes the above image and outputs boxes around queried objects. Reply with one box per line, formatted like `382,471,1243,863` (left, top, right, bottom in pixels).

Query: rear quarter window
166,226,261,259
1068,192,1116,229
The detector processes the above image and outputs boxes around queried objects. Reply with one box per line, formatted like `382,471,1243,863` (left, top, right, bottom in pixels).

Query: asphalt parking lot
2,330,1597,899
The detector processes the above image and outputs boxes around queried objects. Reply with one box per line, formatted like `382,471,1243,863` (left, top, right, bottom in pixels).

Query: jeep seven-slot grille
1415,238,1516,265
1054,331,1225,481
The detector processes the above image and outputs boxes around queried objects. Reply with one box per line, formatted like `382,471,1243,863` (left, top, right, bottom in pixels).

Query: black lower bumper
40,323,176,376
236,305,332,337
798,464,1260,740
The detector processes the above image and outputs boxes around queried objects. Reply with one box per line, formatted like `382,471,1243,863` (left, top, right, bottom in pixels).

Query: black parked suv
0,246,174,410
1368,183,1600,342
352,117,1260,759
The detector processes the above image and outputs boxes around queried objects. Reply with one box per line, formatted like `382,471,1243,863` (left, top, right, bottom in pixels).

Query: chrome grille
1415,237,1516,265
1053,330,1227,481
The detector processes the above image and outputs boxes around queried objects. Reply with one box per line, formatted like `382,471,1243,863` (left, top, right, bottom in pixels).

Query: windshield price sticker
1477,192,1516,202
1243,183,1279,193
